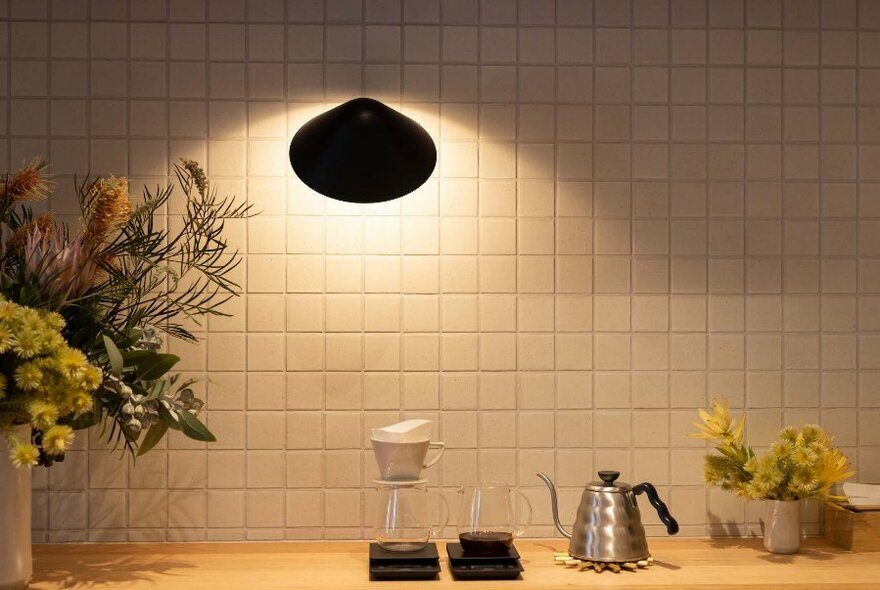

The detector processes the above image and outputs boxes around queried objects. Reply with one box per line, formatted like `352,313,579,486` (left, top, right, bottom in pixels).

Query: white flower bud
122,402,135,415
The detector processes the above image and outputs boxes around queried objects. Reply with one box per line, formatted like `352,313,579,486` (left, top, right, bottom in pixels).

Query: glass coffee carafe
456,483,533,555
374,483,448,552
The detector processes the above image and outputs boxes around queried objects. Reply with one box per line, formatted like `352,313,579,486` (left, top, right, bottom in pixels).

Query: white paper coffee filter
371,419,433,442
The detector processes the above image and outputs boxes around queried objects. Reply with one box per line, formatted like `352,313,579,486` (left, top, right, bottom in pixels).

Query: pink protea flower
22,227,97,305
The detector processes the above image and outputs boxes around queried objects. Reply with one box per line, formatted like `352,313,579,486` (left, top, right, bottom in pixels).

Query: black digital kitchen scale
446,542,524,580
368,542,441,581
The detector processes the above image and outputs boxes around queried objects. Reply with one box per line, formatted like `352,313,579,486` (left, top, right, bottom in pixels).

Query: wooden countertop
30,538,880,589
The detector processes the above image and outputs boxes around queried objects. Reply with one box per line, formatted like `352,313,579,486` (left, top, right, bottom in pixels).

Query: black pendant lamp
289,97,437,204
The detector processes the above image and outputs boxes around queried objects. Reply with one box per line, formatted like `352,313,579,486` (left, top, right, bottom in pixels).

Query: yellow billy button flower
12,329,41,358
791,468,819,493
41,425,74,456
71,391,94,415
27,399,59,430
0,300,18,322
14,361,43,390
10,443,40,468
42,311,65,331
79,366,102,391
0,296,102,469
56,347,89,380
44,332,66,352
0,325,13,353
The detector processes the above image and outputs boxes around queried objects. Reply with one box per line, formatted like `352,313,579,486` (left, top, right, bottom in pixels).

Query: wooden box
824,505,880,552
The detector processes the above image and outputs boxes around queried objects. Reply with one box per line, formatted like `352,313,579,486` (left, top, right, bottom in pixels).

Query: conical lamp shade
289,97,437,204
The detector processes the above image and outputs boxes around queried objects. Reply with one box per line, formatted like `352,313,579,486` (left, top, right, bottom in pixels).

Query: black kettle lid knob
598,470,620,484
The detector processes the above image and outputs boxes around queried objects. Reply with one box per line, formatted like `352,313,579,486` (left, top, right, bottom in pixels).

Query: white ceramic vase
762,499,801,554
0,425,33,590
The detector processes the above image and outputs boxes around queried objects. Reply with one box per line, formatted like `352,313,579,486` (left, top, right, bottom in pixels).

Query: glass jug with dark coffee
456,483,532,556
458,530,515,554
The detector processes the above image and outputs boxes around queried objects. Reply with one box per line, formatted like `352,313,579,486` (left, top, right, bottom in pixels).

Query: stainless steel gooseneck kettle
537,471,679,563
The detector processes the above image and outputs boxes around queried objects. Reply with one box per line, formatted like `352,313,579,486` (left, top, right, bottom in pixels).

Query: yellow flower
792,445,819,469
0,298,102,468
771,439,794,460
56,347,88,379
0,300,18,321
749,455,784,497
79,366,102,391
691,398,744,445
70,391,94,414
0,325,13,353
815,448,855,494
12,329,40,358
27,399,59,430
9,444,40,468
779,426,798,443
15,361,43,390
41,425,74,456
43,331,66,352
41,311,65,331
797,424,827,447
790,467,819,493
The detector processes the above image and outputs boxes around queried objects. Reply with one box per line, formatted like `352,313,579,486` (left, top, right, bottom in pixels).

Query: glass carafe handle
428,491,450,537
513,490,533,537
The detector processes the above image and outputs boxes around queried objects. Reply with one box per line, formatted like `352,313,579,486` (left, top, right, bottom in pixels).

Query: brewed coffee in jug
456,483,532,556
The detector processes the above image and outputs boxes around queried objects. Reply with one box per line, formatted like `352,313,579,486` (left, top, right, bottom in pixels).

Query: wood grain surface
30,538,880,589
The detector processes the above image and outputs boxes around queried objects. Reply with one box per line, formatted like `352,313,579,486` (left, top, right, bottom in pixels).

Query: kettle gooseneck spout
536,472,572,539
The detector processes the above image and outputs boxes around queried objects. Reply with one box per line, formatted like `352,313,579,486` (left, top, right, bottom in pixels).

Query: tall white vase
762,499,801,554
0,425,33,590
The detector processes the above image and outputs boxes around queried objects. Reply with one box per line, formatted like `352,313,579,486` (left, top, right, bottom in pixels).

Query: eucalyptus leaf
137,422,168,456
137,353,180,381
60,409,101,431
122,349,154,365
102,334,124,375
178,411,216,442
157,400,181,430
146,378,170,401
175,378,199,390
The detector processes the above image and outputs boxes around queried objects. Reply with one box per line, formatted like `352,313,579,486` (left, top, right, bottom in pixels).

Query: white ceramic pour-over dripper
371,419,433,443
370,420,445,481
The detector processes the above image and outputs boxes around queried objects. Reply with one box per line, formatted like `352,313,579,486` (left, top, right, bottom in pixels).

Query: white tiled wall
4,0,880,542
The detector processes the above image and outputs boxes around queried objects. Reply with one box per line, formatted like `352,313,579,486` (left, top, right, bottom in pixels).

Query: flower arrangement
0,158,252,467
692,399,855,504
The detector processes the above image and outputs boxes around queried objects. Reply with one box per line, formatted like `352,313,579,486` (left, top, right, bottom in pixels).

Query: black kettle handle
632,482,679,535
